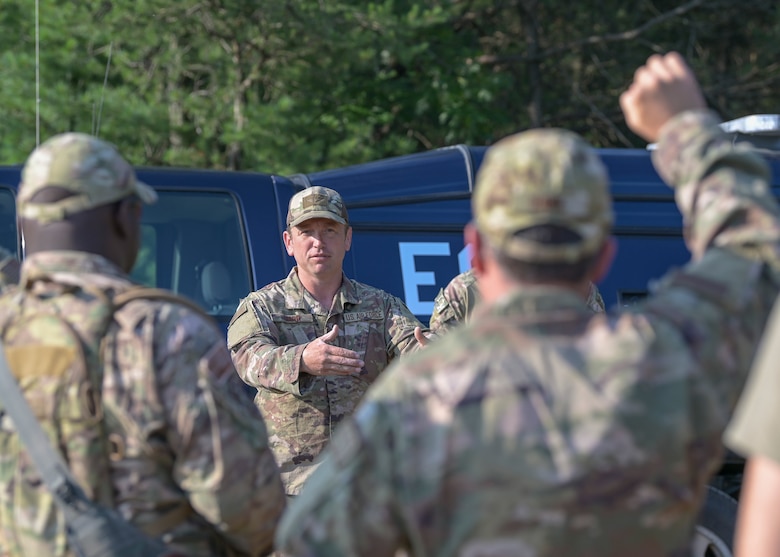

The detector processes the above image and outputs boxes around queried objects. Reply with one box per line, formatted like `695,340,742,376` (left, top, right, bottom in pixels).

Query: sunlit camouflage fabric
0,251,285,557
277,111,780,557
429,268,605,334
428,269,479,333
286,186,349,228
18,132,157,224
227,268,428,495
473,128,614,263
587,282,605,313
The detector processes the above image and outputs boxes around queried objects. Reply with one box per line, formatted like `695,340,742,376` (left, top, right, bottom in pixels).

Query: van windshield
131,190,251,318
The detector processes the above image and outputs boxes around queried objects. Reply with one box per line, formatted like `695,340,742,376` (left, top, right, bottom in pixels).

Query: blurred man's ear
283,229,294,257
345,225,353,251
115,196,142,241
463,222,484,275
590,237,617,284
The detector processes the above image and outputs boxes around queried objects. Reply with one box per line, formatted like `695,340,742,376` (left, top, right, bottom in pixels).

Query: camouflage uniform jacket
276,111,780,557
429,268,606,333
0,251,285,557
227,267,427,495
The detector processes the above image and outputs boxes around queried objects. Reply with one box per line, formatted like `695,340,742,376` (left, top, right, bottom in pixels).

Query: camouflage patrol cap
473,128,613,262
286,186,349,228
18,132,157,223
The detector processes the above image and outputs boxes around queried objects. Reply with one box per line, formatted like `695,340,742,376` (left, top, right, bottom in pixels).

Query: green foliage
1,0,778,172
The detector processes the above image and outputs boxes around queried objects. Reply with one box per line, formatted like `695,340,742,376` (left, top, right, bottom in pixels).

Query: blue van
1,118,777,327
0,146,710,321
301,144,707,316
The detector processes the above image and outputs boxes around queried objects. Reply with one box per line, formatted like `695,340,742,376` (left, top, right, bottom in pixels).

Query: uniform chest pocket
341,311,386,369
271,313,319,345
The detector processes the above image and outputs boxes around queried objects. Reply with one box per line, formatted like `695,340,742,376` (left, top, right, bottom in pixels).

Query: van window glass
131,190,251,317
0,187,18,257
129,225,157,287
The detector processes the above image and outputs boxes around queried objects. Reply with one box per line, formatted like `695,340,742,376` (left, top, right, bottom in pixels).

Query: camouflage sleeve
276,396,405,557
586,281,605,313
653,110,780,262
636,110,780,441
227,297,304,396
428,287,461,334
384,293,431,357
429,270,478,334
153,306,286,555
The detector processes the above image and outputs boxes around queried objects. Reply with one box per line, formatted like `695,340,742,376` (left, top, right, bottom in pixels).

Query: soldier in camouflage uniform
429,267,605,333
276,52,780,556
0,133,285,557
227,186,431,496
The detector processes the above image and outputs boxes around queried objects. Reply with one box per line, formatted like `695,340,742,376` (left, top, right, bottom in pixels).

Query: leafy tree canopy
1,0,778,174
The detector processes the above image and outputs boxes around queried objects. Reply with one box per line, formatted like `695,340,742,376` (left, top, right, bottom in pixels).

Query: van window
0,187,17,257
130,190,251,317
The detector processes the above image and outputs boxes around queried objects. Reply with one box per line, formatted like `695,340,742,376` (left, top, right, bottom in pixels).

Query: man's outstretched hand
301,325,364,376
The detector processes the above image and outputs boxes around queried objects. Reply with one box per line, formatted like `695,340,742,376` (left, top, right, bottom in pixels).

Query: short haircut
492,225,601,283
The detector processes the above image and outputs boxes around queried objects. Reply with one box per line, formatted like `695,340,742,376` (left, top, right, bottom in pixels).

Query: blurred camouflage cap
473,128,613,262
287,186,349,228
18,132,157,223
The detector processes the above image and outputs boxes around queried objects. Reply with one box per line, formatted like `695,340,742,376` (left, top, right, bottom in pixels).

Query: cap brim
134,180,158,204
288,210,347,228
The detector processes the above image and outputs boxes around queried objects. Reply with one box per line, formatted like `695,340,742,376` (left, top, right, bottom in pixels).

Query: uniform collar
476,285,594,320
19,250,132,290
283,267,361,311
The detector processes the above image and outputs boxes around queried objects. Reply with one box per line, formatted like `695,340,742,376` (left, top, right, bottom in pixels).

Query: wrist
298,343,312,375
651,110,722,188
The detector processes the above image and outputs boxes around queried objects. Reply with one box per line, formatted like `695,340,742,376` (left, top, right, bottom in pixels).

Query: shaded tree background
1,0,778,174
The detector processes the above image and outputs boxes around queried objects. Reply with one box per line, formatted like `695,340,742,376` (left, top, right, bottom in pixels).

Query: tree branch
478,0,706,65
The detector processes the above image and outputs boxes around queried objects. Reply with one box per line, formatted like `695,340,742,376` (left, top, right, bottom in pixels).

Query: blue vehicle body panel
1,144,779,327
308,146,780,313
0,166,299,330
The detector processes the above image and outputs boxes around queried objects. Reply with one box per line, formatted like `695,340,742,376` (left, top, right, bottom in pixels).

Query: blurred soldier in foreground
0,133,285,556
227,186,431,496
429,267,605,333
276,52,780,556
725,300,780,557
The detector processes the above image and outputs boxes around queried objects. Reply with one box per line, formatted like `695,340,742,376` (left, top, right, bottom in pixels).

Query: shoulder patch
228,301,249,328
226,301,265,348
